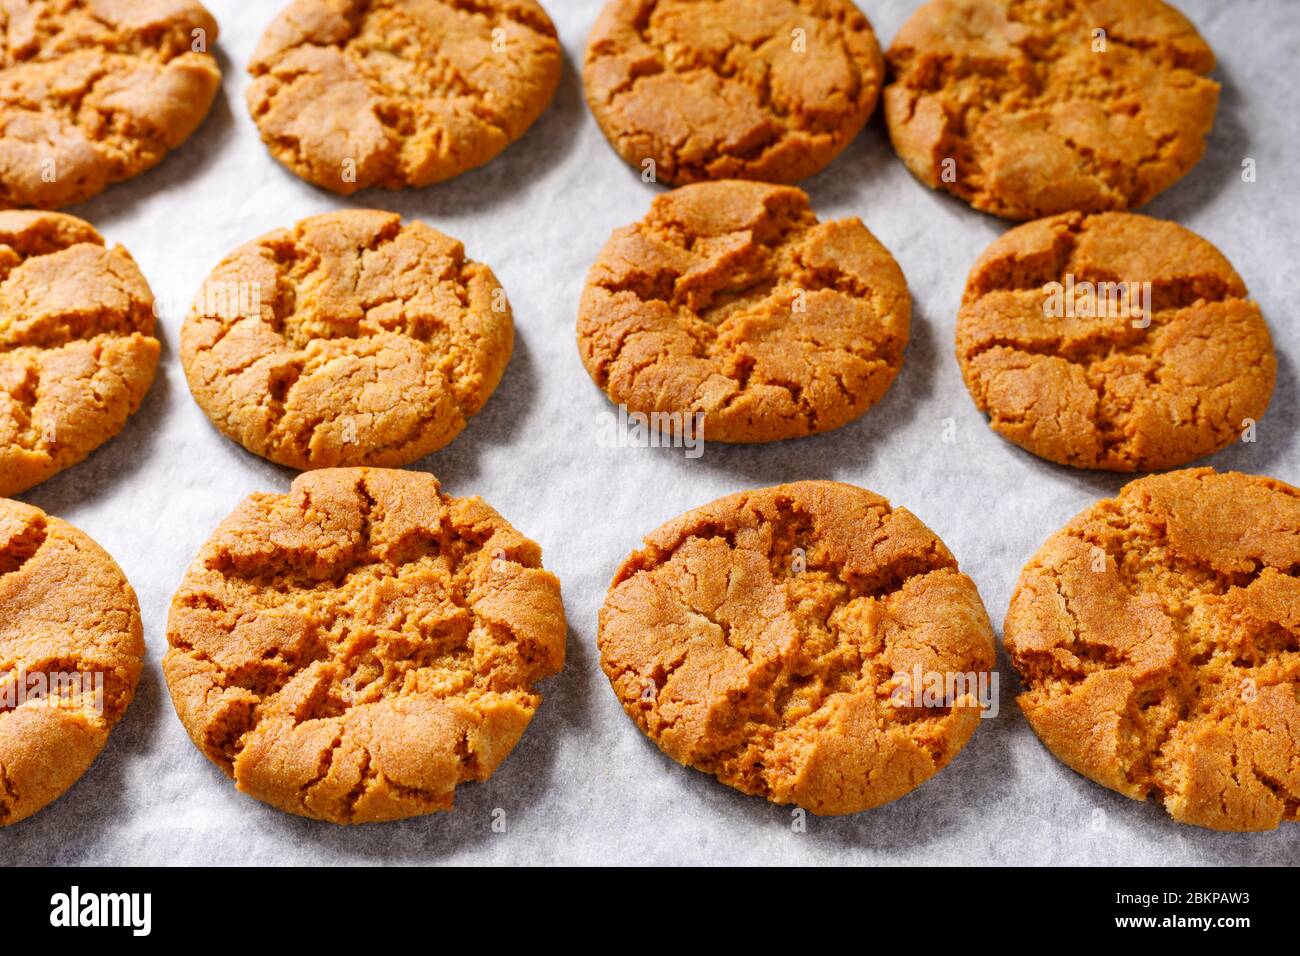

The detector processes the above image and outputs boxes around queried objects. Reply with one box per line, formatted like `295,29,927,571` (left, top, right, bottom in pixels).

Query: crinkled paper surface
4,0,1298,865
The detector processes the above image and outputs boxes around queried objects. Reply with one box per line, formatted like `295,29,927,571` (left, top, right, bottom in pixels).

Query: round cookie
1005,468,1300,832
180,210,513,471
0,211,161,498
956,212,1274,472
0,0,221,209
0,499,143,826
884,0,1219,219
598,481,996,815
578,181,909,443
584,0,884,185
163,467,567,824
247,0,561,193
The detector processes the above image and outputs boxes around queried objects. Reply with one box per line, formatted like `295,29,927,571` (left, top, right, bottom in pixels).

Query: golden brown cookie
247,0,561,193
163,467,567,824
584,0,884,185
0,211,161,498
956,212,1274,472
1005,468,1300,832
598,481,996,815
578,181,909,443
0,499,143,826
884,0,1219,219
180,209,513,471
0,0,221,209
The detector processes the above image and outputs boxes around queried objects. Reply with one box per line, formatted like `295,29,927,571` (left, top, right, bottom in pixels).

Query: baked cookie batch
0,0,1295,833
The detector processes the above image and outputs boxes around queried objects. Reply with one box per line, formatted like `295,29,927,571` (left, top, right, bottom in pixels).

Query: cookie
0,499,143,826
0,211,161,498
163,467,566,824
0,0,221,209
578,181,909,443
584,0,884,185
247,0,561,194
956,212,1274,472
1006,468,1300,832
884,0,1219,219
598,481,996,815
180,209,513,471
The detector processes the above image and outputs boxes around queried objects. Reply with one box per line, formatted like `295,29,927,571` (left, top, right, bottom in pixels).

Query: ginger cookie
956,212,1274,472
598,481,996,815
0,499,144,826
247,0,561,194
884,0,1219,219
163,467,567,824
584,0,884,185
0,211,161,498
180,209,513,471
578,180,909,444
1006,468,1300,832
0,0,221,209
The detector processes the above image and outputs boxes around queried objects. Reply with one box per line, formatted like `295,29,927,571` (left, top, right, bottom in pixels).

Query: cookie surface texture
1005,468,1300,832
584,0,884,185
180,209,514,470
884,0,1218,219
578,180,909,443
598,480,996,814
0,211,160,497
0,0,221,209
164,467,567,824
0,498,144,826
956,212,1274,472
247,0,562,193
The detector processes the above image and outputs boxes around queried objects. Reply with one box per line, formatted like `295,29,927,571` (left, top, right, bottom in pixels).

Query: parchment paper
5,0,1299,866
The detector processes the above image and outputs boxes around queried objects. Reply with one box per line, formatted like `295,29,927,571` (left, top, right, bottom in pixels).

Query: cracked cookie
0,498,143,826
1005,468,1300,832
598,481,996,815
180,209,513,471
956,211,1274,472
163,467,567,824
0,210,160,497
583,0,884,185
247,0,561,193
578,180,909,443
0,0,221,209
884,0,1219,219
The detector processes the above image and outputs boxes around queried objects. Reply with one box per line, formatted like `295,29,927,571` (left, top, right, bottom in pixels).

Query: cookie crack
0,513,47,576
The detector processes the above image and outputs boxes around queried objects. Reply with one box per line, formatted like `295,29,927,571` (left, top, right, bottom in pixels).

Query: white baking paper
4,0,1298,865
